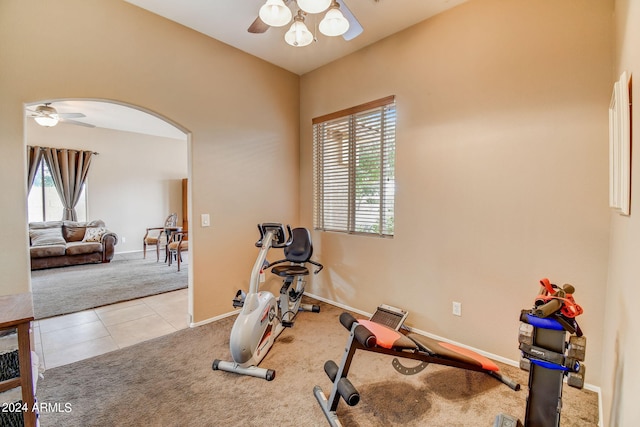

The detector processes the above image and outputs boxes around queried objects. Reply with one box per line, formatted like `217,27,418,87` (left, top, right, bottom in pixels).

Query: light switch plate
201,213,210,227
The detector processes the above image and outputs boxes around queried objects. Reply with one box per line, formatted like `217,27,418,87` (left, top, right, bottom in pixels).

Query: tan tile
38,310,100,333
32,324,41,345
142,289,188,307
94,298,146,315
41,320,110,353
106,314,176,348
33,339,45,371
44,336,119,369
160,310,190,330
147,297,186,314
96,303,157,326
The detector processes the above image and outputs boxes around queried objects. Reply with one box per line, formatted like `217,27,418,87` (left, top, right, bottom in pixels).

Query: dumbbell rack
514,312,586,427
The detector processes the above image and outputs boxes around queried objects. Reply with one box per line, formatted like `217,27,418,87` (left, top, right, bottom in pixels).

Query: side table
0,293,36,427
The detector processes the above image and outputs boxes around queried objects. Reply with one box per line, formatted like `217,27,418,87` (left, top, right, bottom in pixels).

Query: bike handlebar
255,223,293,248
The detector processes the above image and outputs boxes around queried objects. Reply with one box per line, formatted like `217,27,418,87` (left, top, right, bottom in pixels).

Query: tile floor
32,288,189,370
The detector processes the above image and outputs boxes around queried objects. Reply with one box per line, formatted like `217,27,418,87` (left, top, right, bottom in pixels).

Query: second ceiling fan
26,103,95,128
249,0,363,47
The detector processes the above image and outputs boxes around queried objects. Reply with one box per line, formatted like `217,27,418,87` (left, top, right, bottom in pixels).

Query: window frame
312,95,396,237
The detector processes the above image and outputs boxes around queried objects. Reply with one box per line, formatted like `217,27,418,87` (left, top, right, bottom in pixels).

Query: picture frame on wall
609,71,631,216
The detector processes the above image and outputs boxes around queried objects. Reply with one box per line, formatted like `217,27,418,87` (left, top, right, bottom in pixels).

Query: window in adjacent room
28,160,87,222
313,95,396,237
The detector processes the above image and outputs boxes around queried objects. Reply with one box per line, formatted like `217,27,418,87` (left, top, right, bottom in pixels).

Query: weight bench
314,311,520,427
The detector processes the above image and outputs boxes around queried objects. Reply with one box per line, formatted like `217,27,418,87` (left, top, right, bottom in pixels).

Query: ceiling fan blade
58,112,86,119
337,0,363,41
248,16,270,34
60,119,95,128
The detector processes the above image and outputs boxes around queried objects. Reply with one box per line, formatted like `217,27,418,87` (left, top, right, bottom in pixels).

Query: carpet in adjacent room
31,252,188,319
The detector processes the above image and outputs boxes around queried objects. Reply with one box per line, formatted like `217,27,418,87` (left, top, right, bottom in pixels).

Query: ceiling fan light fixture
285,14,313,47
259,0,292,27
33,105,59,127
319,4,350,37
297,0,332,14
34,115,59,127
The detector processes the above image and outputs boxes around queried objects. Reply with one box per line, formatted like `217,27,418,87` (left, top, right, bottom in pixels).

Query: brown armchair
143,213,178,261
167,231,188,271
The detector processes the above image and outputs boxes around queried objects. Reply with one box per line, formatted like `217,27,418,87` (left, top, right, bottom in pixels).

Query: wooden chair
143,213,177,261
167,231,188,271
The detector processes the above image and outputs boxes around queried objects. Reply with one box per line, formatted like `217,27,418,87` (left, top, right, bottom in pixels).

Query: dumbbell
567,363,586,389
567,335,586,361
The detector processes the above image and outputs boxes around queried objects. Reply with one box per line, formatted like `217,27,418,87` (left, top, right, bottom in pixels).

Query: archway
25,98,192,366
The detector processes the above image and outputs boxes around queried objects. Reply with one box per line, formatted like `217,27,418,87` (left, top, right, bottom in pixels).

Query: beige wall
0,0,300,323
602,1,639,425
301,0,612,388
26,119,188,253
3,0,633,421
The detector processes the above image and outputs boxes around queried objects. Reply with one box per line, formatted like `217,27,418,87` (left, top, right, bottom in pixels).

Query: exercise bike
212,223,323,381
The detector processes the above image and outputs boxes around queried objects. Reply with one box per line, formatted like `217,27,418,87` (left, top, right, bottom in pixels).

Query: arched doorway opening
25,98,192,368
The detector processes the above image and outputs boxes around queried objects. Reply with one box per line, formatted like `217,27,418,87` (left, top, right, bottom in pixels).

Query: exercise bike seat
272,265,309,277
407,333,499,372
271,227,313,277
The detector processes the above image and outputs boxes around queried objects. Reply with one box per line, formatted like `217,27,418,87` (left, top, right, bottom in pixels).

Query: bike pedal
282,320,294,328
232,289,246,308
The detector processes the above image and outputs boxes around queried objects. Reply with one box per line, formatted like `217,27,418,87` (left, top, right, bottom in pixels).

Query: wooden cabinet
182,178,188,233
0,293,36,427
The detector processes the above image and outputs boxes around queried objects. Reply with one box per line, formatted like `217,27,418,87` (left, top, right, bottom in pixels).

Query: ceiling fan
26,103,95,128
248,0,363,46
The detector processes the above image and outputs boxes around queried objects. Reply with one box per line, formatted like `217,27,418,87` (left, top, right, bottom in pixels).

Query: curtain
26,145,43,192
42,148,94,221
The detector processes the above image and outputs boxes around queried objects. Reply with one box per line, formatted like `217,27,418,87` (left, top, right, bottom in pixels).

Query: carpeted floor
36,297,599,427
31,252,188,319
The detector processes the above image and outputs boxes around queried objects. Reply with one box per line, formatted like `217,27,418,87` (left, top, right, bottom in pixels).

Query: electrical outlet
121,236,126,243
452,301,462,316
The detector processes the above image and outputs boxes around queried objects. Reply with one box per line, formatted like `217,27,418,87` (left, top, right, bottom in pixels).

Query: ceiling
26,100,187,140
124,0,467,75
27,1,467,138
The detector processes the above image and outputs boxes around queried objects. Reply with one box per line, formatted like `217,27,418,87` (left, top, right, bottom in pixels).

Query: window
28,160,87,222
313,96,396,237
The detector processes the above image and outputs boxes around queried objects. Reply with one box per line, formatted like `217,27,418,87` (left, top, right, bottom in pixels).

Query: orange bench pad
439,342,499,371
358,320,416,350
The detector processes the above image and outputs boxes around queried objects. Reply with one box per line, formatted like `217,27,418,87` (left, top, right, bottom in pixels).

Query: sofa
29,220,118,270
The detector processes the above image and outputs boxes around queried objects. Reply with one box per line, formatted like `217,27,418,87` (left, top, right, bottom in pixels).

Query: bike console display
256,223,292,248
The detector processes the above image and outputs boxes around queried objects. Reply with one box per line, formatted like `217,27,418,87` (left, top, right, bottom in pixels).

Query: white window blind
313,96,396,237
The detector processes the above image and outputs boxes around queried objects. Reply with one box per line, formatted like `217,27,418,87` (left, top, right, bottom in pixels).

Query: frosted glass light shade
285,20,313,47
297,0,332,14
34,114,59,127
259,0,292,27
319,7,349,36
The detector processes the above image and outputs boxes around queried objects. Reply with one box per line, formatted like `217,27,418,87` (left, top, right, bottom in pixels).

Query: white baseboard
189,309,239,328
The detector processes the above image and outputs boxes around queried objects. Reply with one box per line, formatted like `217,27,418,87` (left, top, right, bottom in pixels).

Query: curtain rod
30,146,99,155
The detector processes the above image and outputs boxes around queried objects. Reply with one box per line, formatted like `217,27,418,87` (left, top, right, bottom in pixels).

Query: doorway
25,99,192,368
